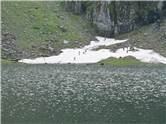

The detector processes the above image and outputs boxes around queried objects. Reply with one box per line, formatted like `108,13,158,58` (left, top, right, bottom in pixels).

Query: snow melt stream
19,36,166,64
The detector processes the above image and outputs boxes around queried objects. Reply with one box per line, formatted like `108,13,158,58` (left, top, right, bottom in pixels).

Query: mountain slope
66,1,166,36
1,1,95,60
96,19,166,65
100,19,166,57
1,1,166,64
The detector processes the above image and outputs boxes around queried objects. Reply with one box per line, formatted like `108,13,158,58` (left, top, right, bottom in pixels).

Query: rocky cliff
65,1,166,37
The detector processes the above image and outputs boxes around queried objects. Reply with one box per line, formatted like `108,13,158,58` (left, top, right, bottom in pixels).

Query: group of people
122,43,135,53
73,49,88,61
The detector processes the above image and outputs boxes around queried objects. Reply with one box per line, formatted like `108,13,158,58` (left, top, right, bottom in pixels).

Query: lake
1,64,166,124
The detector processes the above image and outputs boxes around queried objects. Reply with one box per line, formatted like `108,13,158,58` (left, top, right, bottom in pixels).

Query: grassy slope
1,59,16,64
2,1,165,66
99,57,141,66
1,1,95,54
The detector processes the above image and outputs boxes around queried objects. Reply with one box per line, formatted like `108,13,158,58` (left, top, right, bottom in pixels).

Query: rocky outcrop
86,2,113,36
1,32,62,60
64,1,83,14
1,32,23,60
65,1,166,37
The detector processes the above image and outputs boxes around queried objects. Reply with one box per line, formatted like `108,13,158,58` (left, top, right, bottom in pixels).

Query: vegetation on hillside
1,1,166,66
99,56,142,66
1,1,95,58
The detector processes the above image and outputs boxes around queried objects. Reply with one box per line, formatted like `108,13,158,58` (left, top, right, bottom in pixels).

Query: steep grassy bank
99,56,142,66
1,1,95,59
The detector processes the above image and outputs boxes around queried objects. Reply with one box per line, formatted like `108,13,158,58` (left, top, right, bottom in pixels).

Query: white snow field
19,36,166,64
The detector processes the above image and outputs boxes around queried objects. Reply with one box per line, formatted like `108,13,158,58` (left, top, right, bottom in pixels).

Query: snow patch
19,36,166,64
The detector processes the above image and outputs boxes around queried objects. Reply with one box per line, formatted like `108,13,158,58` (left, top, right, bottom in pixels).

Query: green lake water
1,64,166,124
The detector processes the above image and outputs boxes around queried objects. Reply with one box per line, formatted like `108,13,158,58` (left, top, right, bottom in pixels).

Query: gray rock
48,46,54,52
58,25,67,32
63,40,69,44
144,33,148,36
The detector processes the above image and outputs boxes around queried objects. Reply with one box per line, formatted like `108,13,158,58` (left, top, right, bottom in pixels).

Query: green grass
99,56,143,66
1,59,16,64
1,1,94,50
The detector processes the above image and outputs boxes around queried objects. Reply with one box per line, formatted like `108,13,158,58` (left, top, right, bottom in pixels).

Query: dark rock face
65,1,166,37
86,1,114,36
64,1,83,14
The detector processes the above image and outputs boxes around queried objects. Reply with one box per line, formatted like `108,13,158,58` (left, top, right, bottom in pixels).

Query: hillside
65,1,166,57
1,1,166,65
1,1,95,60
96,19,166,57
